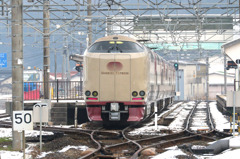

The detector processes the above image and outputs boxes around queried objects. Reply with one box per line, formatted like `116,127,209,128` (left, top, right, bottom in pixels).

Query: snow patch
152,148,186,159
0,128,53,138
209,102,229,131
58,145,88,152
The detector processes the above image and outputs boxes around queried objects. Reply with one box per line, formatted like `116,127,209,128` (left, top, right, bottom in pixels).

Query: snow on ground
209,102,230,131
209,149,240,159
168,101,195,132
0,109,6,113
128,124,170,136
151,146,188,159
0,128,53,138
0,151,29,159
37,145,88,158
151,147,240,159
0,101,239,159
128,102,183,136
129,102,195,135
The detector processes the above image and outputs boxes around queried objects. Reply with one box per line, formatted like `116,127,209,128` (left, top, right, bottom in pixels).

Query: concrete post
11,0,23,150
87,0,92,46
43,0,50,99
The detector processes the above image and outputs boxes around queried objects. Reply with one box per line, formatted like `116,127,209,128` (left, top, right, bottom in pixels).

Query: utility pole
11,0,23,150
87,0,92,46
43,0,50,99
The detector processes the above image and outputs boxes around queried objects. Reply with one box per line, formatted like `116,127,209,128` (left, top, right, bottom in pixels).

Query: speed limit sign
13,111,33,131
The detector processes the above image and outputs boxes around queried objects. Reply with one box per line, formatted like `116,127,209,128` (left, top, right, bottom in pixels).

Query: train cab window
88,41,144,53
24,73,40,82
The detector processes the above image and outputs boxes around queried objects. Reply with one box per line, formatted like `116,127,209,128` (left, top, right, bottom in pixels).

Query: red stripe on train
86,101,146,105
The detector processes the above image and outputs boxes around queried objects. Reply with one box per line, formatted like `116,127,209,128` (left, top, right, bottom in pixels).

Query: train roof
95,35,138,43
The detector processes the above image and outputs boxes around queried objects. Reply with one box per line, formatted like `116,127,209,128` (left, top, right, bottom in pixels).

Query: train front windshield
24,73,40,82
88,41,144,53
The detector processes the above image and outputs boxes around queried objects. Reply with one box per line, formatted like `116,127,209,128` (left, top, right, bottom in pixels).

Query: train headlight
85,91,91,96
92,91,98,97
139,91,145,96
132,91,138,97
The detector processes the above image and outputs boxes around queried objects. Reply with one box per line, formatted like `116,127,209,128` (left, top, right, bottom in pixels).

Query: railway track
0,101,231,158
185,102,214,132
0,113,10,119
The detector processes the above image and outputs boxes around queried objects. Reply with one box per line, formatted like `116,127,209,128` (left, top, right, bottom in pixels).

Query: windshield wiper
115,46,123,53
107,46,114,53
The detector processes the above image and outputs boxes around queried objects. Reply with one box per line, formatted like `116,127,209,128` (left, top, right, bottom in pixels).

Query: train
23,68,43,100
70,35,176,125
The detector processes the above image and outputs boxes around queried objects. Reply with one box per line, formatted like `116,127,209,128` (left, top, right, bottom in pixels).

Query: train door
99,54,131,101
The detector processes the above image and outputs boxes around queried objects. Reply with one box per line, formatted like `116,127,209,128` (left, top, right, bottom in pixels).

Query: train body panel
72,35,175,124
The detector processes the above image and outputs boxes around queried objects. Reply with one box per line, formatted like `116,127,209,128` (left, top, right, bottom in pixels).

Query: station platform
216,95,240,115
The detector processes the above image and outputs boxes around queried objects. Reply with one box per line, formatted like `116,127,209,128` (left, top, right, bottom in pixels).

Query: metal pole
206,56,209,102
57,79,59,102
62,50,66,80
74,106,78,128
154,101,158,130
196,64,198,102
40,105,42,152
224,53,227,95
233,91,236,137
54,49,57,81
233,65,239,137
1,0,4,16
43,0,50,99
87,0,92,46
64,35,71,81
11,0,23,150
177,53,179,100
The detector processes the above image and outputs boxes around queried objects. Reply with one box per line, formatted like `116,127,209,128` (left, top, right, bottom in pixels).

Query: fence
24,80,83,101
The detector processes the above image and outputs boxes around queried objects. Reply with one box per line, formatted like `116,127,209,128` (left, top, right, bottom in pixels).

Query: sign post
13,111,33,159
33,103,48,152
0,53,7,68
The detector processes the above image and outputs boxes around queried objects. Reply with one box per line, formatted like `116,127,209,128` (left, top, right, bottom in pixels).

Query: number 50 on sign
13,111,33,131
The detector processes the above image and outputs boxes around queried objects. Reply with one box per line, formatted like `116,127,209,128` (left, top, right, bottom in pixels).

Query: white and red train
71,35,175,125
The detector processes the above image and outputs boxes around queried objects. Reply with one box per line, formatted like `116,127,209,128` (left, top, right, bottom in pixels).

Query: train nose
107,62,123,71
